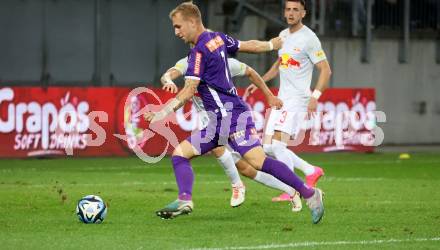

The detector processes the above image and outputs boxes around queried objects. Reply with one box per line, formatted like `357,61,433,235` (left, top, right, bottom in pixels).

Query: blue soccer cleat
156,199,194,219
305,188,325,224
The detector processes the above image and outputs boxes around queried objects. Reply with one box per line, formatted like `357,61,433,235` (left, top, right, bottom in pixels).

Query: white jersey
173,57,247,78
278,25,326,109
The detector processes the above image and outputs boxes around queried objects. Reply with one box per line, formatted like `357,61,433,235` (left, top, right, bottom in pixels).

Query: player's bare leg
212,146,245,207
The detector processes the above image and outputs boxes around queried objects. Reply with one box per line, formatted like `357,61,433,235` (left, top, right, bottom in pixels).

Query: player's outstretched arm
246,59,280,95
160,68,182,94
262,59,281,82
245,66,282,109
307,59,332,115
239,37,282,53
144,78,199,123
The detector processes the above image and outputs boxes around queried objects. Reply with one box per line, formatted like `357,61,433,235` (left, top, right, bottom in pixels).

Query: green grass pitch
1,152,439,249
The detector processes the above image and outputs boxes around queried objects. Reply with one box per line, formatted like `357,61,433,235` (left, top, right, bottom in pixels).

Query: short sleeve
185,49,206,80
220,33,240,56
173,57,188,75
279,29,289,42
227,58,247,77
305,35,327,64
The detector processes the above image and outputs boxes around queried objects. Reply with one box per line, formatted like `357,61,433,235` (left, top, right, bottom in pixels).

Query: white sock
263,144,275,157
286,149,315,175
272,139,315,175
254,171,295,196
217,149,242,185
271,140,295,172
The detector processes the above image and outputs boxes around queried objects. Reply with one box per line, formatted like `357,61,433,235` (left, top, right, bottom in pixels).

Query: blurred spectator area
0,0,439,86
0,0,188,86
324,0,439,37
222,0,439,38
374,0,438,30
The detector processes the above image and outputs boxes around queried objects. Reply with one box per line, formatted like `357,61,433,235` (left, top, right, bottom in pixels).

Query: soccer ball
76,195,107,224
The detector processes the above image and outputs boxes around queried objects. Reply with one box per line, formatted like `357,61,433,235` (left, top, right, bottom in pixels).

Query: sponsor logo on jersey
205,35,225,52
224,34,236,48
229,130,245,141
279,53,301,69
315,50,326,59
194,52,202,76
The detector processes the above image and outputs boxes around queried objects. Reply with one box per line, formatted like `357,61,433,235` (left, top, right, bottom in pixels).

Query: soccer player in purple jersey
144,2,324,224
162,56,303,211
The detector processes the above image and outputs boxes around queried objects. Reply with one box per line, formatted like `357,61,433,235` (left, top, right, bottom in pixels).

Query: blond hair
169,2,202,23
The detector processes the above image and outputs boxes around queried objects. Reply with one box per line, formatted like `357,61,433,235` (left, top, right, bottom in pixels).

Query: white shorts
264,109,308,137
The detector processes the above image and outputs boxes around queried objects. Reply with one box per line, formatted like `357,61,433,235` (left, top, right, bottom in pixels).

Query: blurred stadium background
1,0,439,148
1,1,440,249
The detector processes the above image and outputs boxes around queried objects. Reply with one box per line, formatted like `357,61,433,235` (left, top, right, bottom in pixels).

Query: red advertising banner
0,87,130,157
243,88,376,153
0,86,375,158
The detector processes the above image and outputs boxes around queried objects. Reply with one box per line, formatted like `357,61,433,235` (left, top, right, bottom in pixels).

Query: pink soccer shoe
306,166,324,187
271,192,291,202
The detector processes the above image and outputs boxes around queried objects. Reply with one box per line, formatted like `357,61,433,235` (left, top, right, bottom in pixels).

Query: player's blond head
169,2,202,23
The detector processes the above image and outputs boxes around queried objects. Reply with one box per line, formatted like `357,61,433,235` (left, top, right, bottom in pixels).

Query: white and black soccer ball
76,195,107,224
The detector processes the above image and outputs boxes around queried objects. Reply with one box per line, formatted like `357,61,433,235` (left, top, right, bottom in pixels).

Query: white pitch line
190,237,440,250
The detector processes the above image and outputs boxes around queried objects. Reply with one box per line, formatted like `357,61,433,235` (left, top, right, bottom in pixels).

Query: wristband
151,98,181,123
163,98,181,114
162,73,174,85
312,89,322,99
268,41,274,51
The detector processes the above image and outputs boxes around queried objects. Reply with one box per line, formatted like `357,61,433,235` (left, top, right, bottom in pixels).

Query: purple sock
171,156,194,201
261,157,315,199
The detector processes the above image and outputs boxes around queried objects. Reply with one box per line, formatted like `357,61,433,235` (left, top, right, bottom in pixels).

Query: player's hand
144,111,155,122
307,97,318,119
144,111,166,123
268,96,283,110
269,37,283,50
245,84,258,95
162,83,178,94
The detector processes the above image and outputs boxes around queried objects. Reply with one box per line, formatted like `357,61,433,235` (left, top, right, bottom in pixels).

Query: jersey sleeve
305,35,327,64
279,29,289,42
173,57,188,75
185,49,206,80
227,58,247,77
220,33,240,56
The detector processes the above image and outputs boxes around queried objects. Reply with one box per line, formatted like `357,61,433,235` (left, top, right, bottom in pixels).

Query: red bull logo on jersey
279,53,301,69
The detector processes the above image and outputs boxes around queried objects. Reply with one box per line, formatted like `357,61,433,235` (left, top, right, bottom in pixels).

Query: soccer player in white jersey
247,0,332,202
161,56,302,211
